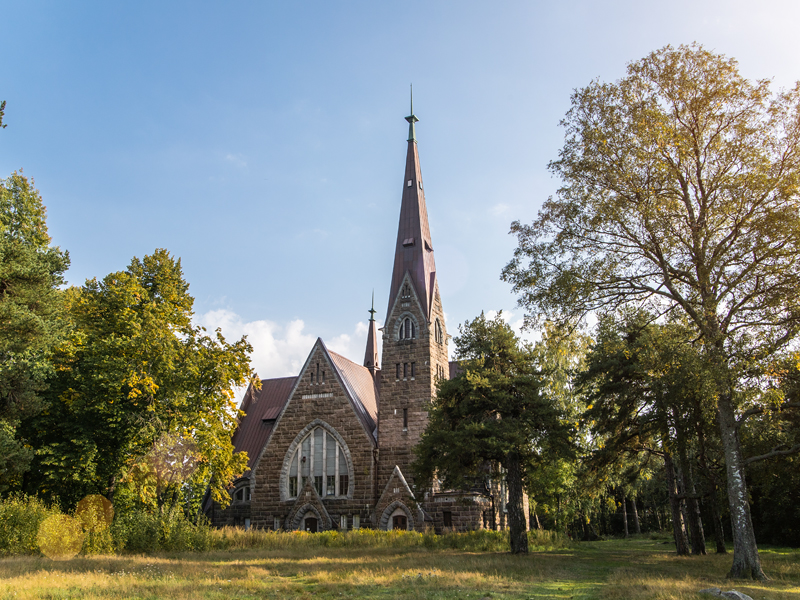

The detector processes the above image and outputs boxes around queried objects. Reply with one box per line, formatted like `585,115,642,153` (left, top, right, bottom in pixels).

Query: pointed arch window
434,319,443,344
286,426,351,499
399,317,416,340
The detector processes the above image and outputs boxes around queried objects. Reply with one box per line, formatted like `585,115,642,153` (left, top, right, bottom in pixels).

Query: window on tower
435,319,444,344
399,317,416,339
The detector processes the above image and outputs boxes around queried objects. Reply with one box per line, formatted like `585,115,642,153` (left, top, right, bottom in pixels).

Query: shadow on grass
0,538,798,600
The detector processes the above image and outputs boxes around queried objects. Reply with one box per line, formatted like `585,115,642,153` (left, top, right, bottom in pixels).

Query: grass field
1,534,798,600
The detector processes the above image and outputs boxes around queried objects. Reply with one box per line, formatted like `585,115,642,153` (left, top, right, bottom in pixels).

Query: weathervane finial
368,291,376,322
405,84,419,142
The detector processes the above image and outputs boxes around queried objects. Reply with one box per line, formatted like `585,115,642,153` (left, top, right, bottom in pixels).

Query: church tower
377,96,449,494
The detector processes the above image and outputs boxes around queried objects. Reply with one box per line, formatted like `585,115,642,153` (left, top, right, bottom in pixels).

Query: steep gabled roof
232,375,297,476
387,109,437,321
327,347,379,442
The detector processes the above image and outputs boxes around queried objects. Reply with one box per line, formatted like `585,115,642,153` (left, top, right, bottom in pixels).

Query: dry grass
0,535,798,599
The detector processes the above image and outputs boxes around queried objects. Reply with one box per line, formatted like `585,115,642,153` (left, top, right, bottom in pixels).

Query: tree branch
736,401,800,429
744,443,800,466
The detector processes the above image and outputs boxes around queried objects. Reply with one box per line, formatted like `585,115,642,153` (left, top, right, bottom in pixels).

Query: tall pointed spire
387,95,437,321
364,292,379,375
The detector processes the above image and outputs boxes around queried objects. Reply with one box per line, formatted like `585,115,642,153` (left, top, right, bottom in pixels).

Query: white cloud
196,310,382,404
490,203,510,216
196,309,316,380
224,153,248,168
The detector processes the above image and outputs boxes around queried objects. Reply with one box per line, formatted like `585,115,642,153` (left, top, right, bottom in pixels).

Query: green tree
0,100,7,129
503,45,800,579
0,172,70,492
413,312,573,554
23,249,251,510
526,322,591,534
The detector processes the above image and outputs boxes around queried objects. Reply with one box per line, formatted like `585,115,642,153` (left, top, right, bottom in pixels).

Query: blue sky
2,0,799,379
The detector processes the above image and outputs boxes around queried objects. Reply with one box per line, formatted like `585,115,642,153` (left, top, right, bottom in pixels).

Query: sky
2,0,800,383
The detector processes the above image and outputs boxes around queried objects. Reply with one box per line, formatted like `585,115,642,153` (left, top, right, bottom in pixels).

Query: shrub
0,495,61,556
111,508,213,553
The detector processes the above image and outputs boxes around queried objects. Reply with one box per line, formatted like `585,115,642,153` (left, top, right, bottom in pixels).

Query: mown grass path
1,537,798,599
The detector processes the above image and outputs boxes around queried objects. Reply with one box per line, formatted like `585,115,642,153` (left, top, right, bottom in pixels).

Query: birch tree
502,44,800,579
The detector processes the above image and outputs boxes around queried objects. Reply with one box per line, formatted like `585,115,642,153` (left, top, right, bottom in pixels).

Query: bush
0,495,61,556
111,508,213,553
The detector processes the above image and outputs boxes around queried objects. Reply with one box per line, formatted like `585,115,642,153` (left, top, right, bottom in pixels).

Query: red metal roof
231,375,297,475
387,136,437,321
328,348,379,441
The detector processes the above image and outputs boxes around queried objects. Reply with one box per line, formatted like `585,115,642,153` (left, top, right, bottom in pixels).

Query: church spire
364,291,379,375
387,96,437,321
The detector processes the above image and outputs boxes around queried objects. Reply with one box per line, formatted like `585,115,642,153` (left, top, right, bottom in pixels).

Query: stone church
205,106,513,533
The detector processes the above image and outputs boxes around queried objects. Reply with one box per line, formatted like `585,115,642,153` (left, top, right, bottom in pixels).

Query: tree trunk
711,496,727,554
532,506,542,530
674,423,707,556
686,463,707,555
505,452,528,554
696,422,727,553
622,492,629,537
716,391,766,579
665,452,690,555
631,498,641,534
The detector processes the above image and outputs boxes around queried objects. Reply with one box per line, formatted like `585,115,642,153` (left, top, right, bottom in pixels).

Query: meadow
1,530,798,600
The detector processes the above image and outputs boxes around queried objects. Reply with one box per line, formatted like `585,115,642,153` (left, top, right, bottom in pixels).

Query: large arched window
285,425,351,499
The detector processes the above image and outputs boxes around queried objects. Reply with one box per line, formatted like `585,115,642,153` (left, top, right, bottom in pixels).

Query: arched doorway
392,514,407,530
304,516,318,533
379,501,414,531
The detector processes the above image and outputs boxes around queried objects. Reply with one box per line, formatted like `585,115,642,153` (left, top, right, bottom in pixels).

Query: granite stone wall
250,345,376,530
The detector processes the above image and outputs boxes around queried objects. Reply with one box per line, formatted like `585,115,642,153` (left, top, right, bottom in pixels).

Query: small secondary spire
405,84,419,142
364,291,380,374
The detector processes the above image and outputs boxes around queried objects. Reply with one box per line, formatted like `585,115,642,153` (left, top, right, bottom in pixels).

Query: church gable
250,338,377,530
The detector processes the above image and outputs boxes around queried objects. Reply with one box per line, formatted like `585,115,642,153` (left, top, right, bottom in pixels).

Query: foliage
525,322,594,533
0,100,6,129
0,494,61,556
21,249,252,510
414,312,574,554
111,508,213,553
0,172,70,491
502,43,800,579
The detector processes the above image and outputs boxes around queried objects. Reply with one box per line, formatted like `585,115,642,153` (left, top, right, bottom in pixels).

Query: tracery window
434,319,444,344
286,426,350,499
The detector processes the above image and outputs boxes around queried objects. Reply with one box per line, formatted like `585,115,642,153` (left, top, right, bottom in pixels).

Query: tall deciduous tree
0,172,69,491
413,312,573,554
23,249,251,509
502,45,800,579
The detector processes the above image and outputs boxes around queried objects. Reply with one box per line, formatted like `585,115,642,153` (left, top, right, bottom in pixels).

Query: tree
413,312,573,554
22,249,252,510
502,45,800,579
0,172,70,491
0,100,7,129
